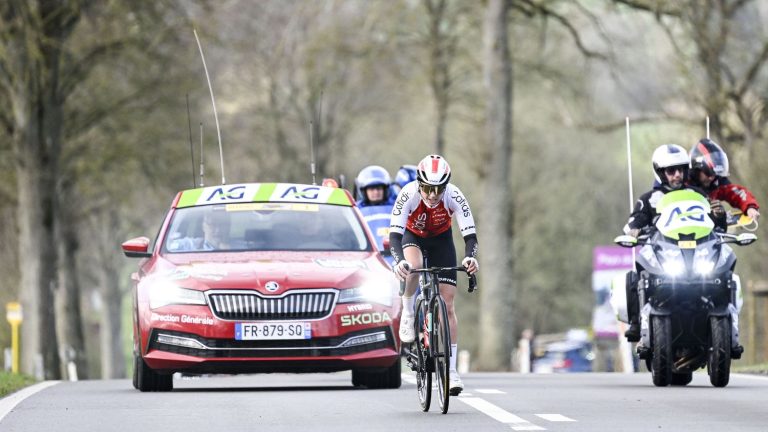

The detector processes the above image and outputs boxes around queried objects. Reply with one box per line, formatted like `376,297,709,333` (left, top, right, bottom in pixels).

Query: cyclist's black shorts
402,227,457,286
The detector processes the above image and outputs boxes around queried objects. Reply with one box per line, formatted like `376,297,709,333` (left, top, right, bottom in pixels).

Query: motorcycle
614,189,757,387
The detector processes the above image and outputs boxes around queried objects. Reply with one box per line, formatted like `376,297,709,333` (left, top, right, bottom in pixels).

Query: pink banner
593,245,633,271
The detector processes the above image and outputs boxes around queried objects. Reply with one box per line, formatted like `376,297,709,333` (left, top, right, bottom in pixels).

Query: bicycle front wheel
433,296,451,414
415,297,431,412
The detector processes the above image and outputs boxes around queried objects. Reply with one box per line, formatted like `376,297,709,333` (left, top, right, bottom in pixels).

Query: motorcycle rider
355,165,397,261
389,154,478,395
688,138,760,222
623,144,727,341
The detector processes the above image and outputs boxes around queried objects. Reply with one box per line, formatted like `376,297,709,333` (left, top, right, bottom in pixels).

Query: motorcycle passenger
623,144,727,341
393,164,418,194
355,165,397,261
688,138,760,222
389,154,479,395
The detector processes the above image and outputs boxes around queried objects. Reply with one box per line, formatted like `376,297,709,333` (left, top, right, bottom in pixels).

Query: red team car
122,182,402,391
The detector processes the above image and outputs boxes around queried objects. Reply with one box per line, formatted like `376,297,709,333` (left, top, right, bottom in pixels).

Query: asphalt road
2,369,768,432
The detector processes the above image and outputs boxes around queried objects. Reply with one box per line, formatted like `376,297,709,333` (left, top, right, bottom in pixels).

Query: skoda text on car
122,183,402,391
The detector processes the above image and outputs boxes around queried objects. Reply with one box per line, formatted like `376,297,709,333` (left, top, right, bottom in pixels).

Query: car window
163,203,371,253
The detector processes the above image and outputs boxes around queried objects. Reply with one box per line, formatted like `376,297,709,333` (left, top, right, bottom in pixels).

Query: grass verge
733,362,768,375
0,372,36,398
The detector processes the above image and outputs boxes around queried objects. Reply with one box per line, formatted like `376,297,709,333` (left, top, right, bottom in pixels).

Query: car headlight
338,281,395,306
149,283,207,309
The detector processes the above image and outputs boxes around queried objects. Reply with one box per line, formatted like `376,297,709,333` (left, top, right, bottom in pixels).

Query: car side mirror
122,236,152,258
614,235,638,248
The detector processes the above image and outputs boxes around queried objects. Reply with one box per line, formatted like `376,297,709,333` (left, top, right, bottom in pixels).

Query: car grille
207,289,337,321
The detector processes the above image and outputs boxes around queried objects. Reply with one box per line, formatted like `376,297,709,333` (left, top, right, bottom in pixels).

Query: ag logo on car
265,281,280,293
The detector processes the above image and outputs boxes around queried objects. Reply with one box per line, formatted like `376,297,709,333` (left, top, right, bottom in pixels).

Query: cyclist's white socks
450,344,458,372
402,295,415,317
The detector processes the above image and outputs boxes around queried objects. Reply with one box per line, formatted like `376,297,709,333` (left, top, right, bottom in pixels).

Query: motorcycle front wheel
651,315,672,387
708,316,731,388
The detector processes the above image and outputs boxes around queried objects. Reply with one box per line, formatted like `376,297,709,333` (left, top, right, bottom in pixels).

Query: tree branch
584,113,701,133
735,39,768,98
611,0,682,17
59,39,129,101
517,0,607,60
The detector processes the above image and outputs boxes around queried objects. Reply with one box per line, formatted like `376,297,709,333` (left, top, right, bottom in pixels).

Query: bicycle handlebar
398,266,477,295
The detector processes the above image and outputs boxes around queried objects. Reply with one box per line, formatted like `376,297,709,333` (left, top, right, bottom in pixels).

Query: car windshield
162,202,371,253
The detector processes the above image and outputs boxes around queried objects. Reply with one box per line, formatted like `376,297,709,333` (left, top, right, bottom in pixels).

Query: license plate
678,240,697,249
235,322,312,340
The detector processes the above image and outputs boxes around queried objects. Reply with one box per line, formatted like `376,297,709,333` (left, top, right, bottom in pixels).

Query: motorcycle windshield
654,190,714,240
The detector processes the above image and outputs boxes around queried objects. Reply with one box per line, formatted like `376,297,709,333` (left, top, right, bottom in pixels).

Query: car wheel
135,353,173,392
351,360,402,389
132,352,139,390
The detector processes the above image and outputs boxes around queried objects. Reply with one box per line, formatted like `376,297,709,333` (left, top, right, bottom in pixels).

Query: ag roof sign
176,183,352,208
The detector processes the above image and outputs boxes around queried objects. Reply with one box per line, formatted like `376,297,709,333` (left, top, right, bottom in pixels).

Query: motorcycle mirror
614,235,638,248
736,233,757,246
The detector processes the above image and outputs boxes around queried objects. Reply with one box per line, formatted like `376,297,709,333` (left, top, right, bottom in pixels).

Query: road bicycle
401,259,476,414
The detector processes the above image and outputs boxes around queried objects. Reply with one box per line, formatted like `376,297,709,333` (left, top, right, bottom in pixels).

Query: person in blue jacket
355,165,396,264
393,165,417,194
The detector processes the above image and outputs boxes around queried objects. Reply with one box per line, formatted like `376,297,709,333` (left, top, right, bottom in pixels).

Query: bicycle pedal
449,387,462,396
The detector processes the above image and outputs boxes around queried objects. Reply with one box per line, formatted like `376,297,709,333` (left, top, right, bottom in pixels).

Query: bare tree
477,0,514,371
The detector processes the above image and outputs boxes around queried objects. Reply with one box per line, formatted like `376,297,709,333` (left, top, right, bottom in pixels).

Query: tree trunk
477,0,514,371
426,0,450,155
98,210,126,378
14,106,62,379
55,186,88,379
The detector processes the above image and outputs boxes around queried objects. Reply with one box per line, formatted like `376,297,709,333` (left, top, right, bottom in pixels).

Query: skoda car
122,183,401,391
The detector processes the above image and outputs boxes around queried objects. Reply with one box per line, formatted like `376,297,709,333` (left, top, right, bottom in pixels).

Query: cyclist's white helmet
416,154,451,187
651,144,689,184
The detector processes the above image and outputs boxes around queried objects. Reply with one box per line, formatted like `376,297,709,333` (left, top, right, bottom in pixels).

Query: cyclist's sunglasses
419,183,446,195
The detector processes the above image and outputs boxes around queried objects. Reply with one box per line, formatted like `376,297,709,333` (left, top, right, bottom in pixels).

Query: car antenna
186,94,196,188
625,116,636,270
308,120,316,185
199,123,205,187
193,28,226,185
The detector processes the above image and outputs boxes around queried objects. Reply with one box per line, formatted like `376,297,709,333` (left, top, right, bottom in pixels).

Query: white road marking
401,373,417,385
458,397,545,431
0,381,60,423
732,373,768,382
476,389,506,394
458,392,473,396
535,414,576,422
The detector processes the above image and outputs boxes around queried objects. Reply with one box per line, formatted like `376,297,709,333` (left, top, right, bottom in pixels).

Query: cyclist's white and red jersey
389,181,476,238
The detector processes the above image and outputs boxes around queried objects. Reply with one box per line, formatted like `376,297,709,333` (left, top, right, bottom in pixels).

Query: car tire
135,353,173,392
351,360,402,389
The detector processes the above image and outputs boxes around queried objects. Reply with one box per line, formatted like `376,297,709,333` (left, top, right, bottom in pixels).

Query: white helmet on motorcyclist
652,144,689,185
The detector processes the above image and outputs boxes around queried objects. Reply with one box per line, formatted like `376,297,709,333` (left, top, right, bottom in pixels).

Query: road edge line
0,381,60,423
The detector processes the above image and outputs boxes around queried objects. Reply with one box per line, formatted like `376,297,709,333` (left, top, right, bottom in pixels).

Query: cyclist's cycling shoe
449,372,463,396
399,315,415,343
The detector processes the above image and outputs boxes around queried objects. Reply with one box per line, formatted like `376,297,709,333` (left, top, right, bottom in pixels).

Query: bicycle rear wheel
433,296,451,414
415,297,431,412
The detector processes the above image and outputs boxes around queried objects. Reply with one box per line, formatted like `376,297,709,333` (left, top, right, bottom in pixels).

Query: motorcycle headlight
338,281,395,306
661,259,685,277
693,259,715,276
149,283,207,309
